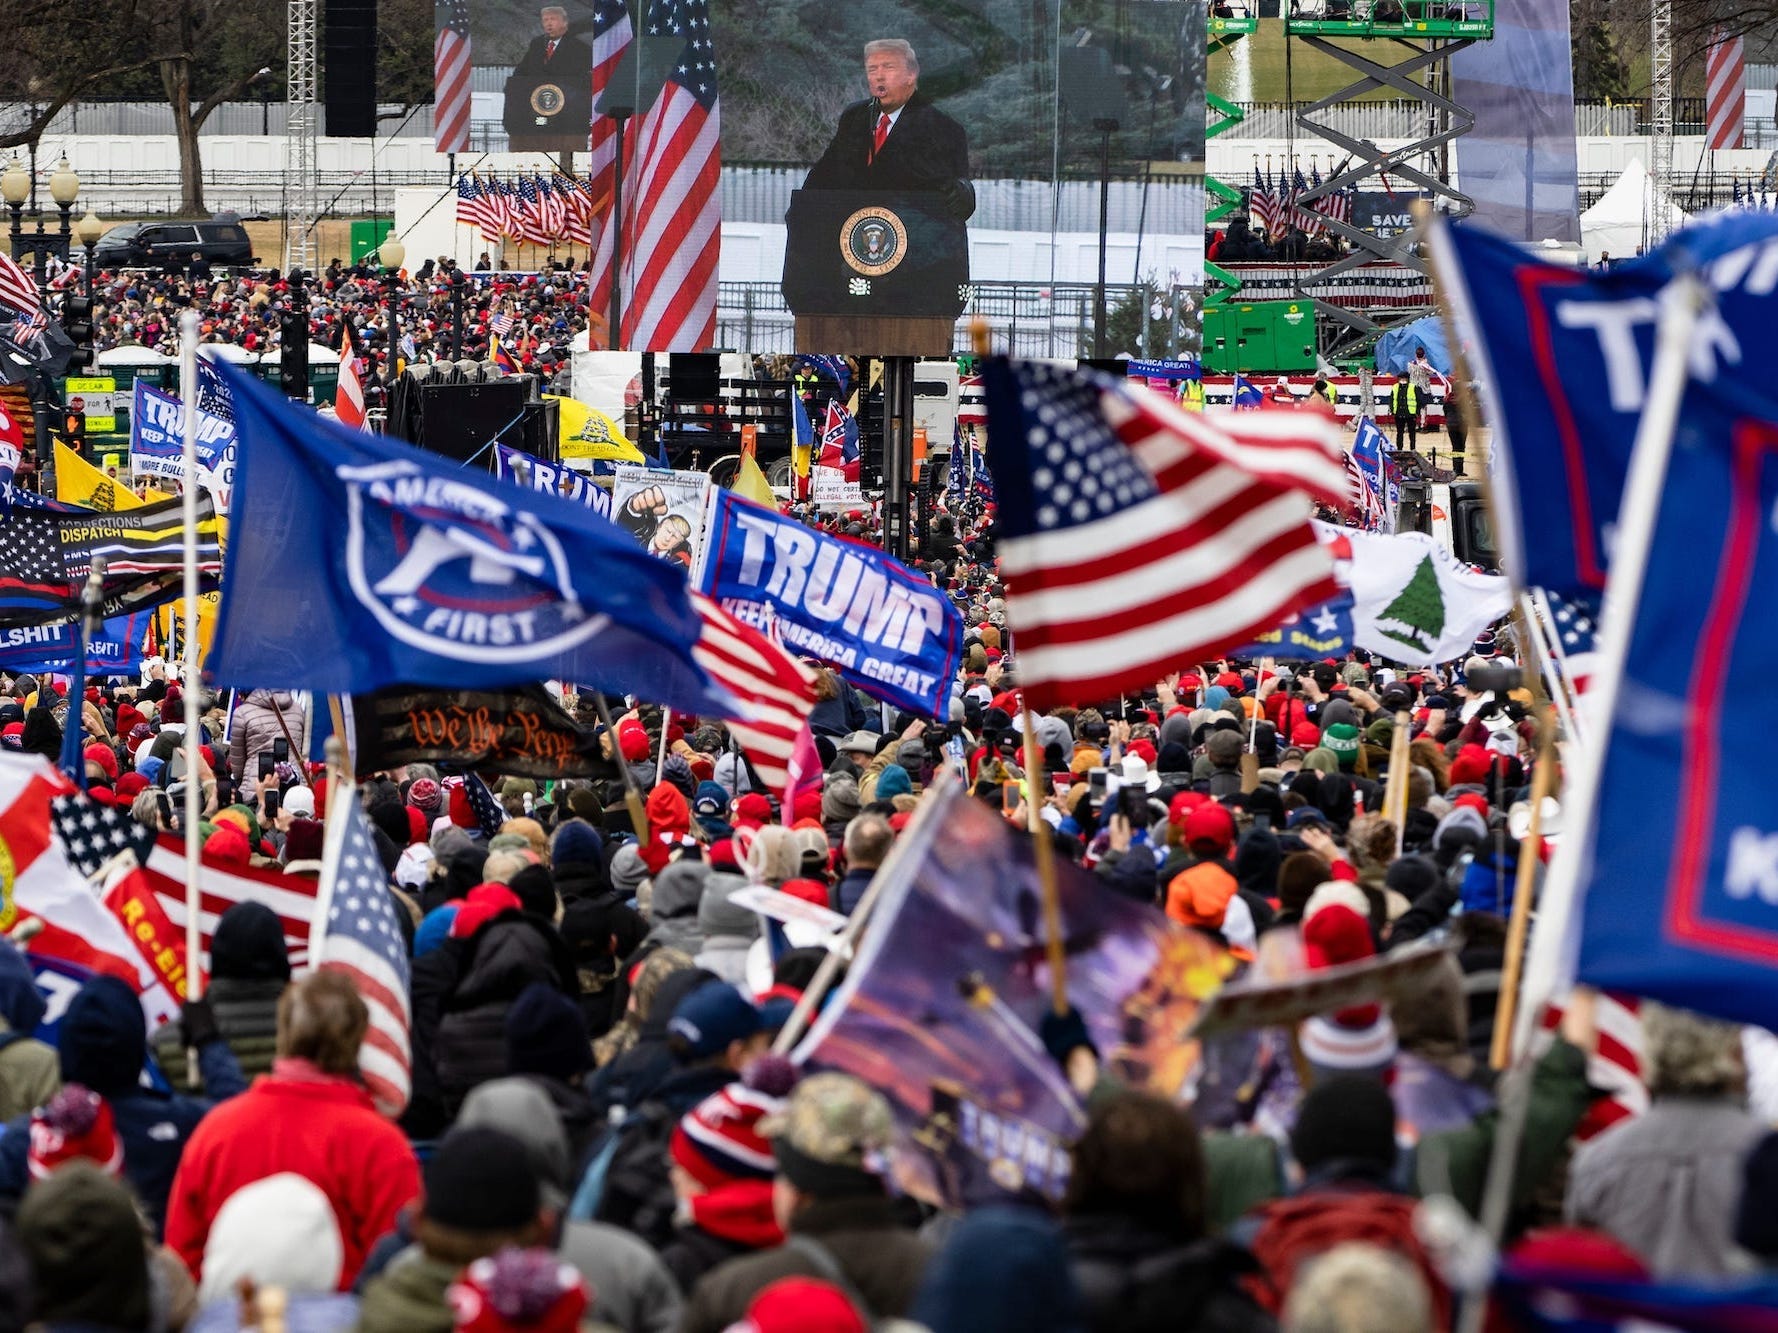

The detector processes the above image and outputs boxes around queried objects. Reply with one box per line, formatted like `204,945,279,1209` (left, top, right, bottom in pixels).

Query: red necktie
872,113,890,156
546,39,558,60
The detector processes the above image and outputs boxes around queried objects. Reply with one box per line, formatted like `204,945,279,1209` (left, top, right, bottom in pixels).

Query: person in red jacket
164,970,420,1292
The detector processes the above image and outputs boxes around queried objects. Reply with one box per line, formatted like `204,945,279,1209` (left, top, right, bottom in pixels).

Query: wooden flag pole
1382,708,1412,855
592,691,650,846
1490,707,1557,1070
969,314,1068,1016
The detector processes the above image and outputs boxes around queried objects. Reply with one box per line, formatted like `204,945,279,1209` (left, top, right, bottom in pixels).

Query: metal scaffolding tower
1284,3,1494,359
1648,0,1674,246
285,0,320,274
1205,12,1259,306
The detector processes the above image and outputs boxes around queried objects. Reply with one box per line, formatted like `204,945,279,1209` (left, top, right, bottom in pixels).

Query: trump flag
206,363,731,715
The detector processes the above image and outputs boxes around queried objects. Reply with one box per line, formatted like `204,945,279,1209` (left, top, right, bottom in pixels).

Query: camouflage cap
759,1072,893,1171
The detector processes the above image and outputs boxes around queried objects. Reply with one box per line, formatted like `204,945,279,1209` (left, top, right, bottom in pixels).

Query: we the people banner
350,683,602,779
794,778,1232,1210
700,489,962,718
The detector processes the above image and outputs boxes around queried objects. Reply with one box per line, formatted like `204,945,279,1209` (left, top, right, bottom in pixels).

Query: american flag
489,308,514,338
689,592,818,795
1707,26,1746,151
618,0,721,351
0,504,69,616
1541,588,1599,696
514,174,545,245
1537,992,1646,1140
455,174,484,229
434,0,473,155
50,790,157,880
461,771,505,839
314,789,411,1118
1289,164,1309,235
537,174,567,243
587,0,637,320
1250,162,1278,238
0,251,40,318
982,361,1348,708
334,322,368,431
483,178,513,239
1303,161,1325,238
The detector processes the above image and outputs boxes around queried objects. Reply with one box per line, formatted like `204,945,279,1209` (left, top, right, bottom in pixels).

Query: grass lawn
1209,23,1436,104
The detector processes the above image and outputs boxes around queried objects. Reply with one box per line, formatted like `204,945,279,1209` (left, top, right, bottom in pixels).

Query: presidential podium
783,188,968,356
503,70,592,153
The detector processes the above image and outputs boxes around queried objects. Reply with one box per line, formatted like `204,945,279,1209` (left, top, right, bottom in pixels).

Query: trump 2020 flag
1431,210,1778,597
1569,374,1778,1030
207,362,731,714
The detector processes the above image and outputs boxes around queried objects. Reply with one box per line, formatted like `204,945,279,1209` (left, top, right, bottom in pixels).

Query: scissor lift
1281,0,1494,357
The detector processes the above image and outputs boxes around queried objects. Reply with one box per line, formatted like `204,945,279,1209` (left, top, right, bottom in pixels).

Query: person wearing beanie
679,1073,931,1333
1164,804,1245,940
820,776,861,846
164,971,419,1291
451,1079,686,1333
18,1162,153,1330
152,901,290,1093
277,815,326,876
914,1205,1086,1333
1295,896,1399,1084
0,974,246,1235
356,1127,549,1333
504,982,599,1164
591,982,771,1252
739,1278,867,1333
659,1056,799,1292
0,936,58,1122
446,1247,590,1333
407,775,444,819
1244,1075,1451,1328
430,869,579,1118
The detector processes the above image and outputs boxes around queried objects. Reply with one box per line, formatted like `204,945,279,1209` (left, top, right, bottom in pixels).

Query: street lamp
2,153,79,288
377,233,406,381
75,208,102,295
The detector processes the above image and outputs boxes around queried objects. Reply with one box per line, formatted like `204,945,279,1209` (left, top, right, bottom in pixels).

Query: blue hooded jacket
0,975,246,1235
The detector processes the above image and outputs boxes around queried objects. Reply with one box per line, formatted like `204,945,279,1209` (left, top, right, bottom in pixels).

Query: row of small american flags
1249,158,1353,240
456,173,605,247
438,0,718,351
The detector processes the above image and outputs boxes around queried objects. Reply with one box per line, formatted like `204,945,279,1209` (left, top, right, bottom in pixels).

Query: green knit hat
1322,722,1361,769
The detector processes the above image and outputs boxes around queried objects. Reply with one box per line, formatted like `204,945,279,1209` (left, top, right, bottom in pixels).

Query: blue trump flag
700,489,963,718
206,363,731,713
1569,367,1778,1029
0,612,147,677
1432,210,1778,596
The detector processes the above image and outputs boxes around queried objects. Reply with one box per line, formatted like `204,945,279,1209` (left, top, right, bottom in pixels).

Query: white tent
1580,158,1689,264
96,345,174,368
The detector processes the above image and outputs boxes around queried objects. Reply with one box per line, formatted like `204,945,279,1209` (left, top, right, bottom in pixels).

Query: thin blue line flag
206,363,732,714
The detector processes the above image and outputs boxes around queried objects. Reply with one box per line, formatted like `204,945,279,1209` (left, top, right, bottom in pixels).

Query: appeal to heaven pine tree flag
1337,525,1513,664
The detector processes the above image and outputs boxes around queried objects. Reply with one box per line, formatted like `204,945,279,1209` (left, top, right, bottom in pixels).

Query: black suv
91,219,254,270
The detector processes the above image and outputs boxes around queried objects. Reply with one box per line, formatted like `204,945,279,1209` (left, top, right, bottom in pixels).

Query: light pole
377,233,406,381
75,207,102,296
1,155,80,488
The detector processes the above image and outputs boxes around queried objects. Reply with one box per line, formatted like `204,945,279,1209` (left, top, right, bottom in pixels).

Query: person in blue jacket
0,976,246,1236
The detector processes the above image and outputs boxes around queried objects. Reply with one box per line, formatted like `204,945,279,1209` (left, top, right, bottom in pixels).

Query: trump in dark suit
515,5,592,77
802,39,975,221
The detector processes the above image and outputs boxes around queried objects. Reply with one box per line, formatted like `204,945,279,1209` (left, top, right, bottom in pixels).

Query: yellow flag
730,450,777,508
55,443,143,512
550,395,644,464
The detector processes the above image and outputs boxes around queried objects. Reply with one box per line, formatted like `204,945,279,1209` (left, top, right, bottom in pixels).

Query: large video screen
430,1,1204,356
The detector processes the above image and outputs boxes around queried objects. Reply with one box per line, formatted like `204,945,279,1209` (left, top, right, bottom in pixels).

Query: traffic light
61,294,94,373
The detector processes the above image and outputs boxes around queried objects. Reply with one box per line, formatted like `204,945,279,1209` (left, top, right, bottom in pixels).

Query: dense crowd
68,253,596,392
0,473,1767,1333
